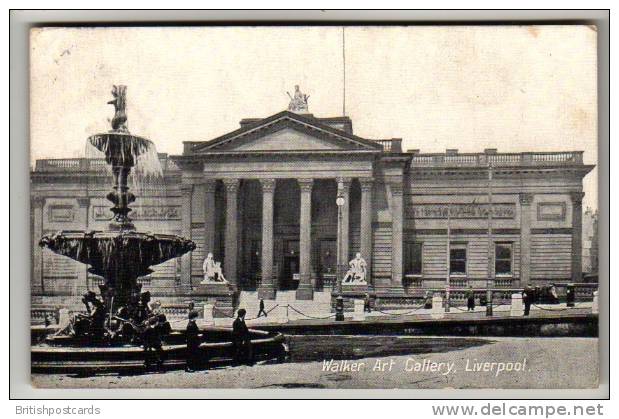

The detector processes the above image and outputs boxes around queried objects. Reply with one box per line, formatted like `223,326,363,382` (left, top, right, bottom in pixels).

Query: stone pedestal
352,299,365,321
592,290,599,314
342,284,369,293
510,293,524,317
194,282,234,295
202,302,214,325
431,294,444,319
192,283,238,318
58,308,70,327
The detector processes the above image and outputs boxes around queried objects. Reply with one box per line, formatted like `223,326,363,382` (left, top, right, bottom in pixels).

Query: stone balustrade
410,151,585,167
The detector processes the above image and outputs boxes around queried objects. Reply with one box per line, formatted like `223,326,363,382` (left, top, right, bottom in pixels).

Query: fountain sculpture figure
39,85,196,343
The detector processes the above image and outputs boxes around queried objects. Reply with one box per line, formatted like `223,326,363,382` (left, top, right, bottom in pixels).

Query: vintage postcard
29,25,598,390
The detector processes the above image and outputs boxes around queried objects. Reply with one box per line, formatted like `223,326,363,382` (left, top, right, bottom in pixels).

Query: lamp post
486,163,494,317
445,202,451,313
336,191,345,296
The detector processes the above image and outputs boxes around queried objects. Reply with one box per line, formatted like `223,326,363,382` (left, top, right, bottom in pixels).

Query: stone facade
31,111,594,307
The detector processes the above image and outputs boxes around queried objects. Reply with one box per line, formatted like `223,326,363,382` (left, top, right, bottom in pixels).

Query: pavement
31,336,599,389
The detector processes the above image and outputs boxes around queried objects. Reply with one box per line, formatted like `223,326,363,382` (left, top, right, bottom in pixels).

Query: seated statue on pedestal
342,253,368,285
201,252,228,284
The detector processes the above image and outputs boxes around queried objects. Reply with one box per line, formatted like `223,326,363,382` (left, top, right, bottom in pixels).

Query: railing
410,151,584,167
449,277,468,287
374,138,403,153
34,154,179,173
494,277,514,288
403,275,423,288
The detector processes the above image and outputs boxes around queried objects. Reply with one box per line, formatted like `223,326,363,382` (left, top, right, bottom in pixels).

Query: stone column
336,177,352,266
77,197,90,293
203,180,217,257
519,193,533,287
259,179,276,300
296,178,314,300
571,192,585,282
223,179,240,288
359,178,374,283
32,195,44,293
180,184,193,291
390,181,404,287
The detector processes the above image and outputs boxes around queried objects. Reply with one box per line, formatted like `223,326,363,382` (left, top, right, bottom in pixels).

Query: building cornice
187,110,382,154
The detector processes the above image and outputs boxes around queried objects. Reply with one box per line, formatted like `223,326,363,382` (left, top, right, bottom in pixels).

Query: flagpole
342,26,346,116
445,202,451,313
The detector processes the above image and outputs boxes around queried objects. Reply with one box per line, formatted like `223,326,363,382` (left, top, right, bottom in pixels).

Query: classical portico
175,111,383,299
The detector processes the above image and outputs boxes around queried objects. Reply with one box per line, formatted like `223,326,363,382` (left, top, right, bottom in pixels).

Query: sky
30,26,598,209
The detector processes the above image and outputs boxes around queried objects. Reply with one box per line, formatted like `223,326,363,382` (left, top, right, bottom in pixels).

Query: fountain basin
31,327,288,374
88,132,155,168
39,230,196,281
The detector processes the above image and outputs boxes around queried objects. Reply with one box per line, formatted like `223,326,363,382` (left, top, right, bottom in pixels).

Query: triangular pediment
228,127,346,151
187,111,382,154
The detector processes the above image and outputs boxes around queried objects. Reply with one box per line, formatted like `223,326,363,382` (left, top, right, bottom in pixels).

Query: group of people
184,307,254,372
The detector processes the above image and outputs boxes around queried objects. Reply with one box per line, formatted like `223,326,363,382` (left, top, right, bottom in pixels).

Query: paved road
32,336,598,389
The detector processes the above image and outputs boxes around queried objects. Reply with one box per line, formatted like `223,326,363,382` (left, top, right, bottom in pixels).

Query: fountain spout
88,85,154,231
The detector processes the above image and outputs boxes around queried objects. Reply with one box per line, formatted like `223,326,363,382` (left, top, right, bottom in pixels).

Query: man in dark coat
143,314,169,369
257,298,267,318
232,309,252,365
523,286,533,316
185,310,201,372
363,293,372,313
466,286,476,312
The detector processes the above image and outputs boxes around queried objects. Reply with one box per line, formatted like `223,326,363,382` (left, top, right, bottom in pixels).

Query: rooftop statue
287,85,309,113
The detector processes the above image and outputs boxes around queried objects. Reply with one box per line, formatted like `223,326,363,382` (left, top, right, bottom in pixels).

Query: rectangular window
495,243,513,276
450,244,467,275
405,242,423,275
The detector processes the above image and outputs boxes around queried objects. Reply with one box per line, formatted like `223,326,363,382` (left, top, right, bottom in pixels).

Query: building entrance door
318,239,337,273
280,239,299,290
247,239,261,290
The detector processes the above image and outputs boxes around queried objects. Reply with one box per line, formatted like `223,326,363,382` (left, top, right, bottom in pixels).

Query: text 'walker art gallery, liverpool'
31,86,596,326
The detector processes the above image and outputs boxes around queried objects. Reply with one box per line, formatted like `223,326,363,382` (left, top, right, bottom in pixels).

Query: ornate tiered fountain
39,85,196,336
33,85,287,373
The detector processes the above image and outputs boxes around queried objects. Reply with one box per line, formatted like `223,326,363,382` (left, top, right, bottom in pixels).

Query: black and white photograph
12,16,607,399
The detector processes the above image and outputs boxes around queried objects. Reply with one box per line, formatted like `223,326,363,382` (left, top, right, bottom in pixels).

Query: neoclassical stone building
31,109,594,310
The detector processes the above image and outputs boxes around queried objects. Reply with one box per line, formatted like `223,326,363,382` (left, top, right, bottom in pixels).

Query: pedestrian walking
466,285,475,311
424,291,433,309
523,286,532,316
363,293,372,313
257,298,267,318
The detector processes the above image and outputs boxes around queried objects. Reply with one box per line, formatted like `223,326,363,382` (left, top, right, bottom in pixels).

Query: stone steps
236,290,333,322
